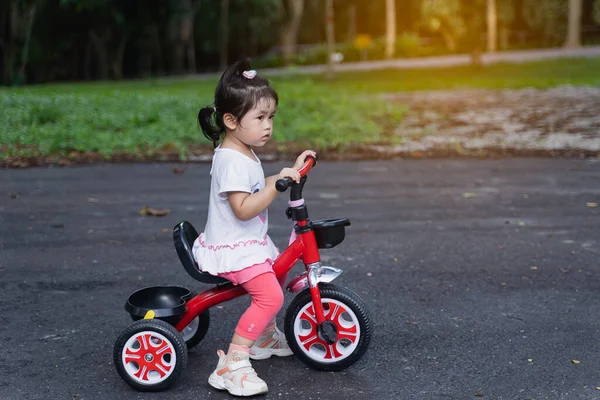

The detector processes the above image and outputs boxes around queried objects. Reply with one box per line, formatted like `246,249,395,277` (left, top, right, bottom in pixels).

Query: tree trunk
347,3,356,43
89,29,110,80
16,0,35,84
385,0,396,59
220,0,229,70
325,0,335,79
2,1,19,84
187,35,196,74
112,33,129,80
487,0,497,53
565,0,583,48
440,26,457,52
152,25,165,77
84,41,92,80
499,24,509,49
280,0,305,65
176,1,194,75
172,42,185,74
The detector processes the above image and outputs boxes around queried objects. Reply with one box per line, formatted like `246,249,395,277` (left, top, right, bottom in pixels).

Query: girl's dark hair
198,59,279,148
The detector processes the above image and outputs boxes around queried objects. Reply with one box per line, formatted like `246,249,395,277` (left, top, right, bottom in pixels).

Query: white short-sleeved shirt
192,147,279,275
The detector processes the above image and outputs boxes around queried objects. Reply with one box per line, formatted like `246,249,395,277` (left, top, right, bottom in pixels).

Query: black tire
128,292,210,350
180,310,210,350
284,283,372,371
113,319,188,392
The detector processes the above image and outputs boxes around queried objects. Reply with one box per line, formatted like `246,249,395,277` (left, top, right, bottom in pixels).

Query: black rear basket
311,218,350,249
125,286,192,325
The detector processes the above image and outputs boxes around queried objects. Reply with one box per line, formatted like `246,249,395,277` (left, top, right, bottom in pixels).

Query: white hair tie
242,70,257,79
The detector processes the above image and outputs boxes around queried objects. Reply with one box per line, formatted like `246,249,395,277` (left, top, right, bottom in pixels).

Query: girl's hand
293,150,317,170
278,167,301,184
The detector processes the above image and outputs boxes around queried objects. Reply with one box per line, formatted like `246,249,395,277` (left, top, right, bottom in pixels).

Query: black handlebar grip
275,178,293,192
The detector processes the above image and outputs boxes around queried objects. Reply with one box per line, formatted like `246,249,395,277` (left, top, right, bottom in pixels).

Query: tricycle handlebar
275,155,317,192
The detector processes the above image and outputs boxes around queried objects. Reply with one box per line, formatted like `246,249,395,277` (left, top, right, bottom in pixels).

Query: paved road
1,158,599,400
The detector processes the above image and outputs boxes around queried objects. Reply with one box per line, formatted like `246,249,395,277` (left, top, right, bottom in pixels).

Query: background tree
219,0,229,70
1,0,40,85
325,0,334,78
523,0,568,46
487,0,498,52
280,0,305,65
386,0,396,58
420,0,464,52
565,0,583,47
1,0,598,85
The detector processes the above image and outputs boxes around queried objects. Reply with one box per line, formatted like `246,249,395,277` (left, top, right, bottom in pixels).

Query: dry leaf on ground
139,206,170,217
572,359,581,364
587,202,598,207
474,392,484,397
463,192,477,198
173,168,185,174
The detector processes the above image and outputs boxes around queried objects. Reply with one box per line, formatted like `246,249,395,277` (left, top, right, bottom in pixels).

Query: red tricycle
113,157,372,391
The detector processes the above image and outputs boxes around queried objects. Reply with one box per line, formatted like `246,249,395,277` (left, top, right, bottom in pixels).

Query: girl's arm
227,168,300,221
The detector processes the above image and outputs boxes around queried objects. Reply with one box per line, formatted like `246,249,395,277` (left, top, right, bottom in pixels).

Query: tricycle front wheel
113,319,187,392
284,283,372,371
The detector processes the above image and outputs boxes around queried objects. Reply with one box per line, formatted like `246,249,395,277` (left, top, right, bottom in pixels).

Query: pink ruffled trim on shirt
198,233,269,251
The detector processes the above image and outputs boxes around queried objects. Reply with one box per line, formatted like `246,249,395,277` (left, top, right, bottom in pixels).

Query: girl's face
228,97,276,148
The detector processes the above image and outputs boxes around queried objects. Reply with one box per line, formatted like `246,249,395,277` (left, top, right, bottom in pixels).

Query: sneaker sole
208,372,268,396
249,348,294,360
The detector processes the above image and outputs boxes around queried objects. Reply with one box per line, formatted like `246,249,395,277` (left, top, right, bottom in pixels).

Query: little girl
194,59,315,397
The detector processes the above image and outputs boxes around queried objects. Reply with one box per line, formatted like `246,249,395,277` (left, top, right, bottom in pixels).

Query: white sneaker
250,328,294,360
208,350,268,396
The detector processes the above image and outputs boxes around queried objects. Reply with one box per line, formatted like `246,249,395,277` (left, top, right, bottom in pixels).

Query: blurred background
1,0,599,84
1,0,599,167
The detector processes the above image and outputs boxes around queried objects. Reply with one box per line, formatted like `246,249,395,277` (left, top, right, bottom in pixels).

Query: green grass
306,57,600,92
1,57,599,163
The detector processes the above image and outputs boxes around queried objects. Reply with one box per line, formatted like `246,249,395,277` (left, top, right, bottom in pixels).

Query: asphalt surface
1,158,599,400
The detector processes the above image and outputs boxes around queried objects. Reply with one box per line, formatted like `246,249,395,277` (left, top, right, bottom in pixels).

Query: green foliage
254,33,434,68
523,0,569,46
0,77,404,160
2,57,599,162
313,57,600,92
593,0,600,25
273,80,405,150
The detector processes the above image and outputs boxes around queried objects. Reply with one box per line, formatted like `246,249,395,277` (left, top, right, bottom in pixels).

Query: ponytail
197,106,223,148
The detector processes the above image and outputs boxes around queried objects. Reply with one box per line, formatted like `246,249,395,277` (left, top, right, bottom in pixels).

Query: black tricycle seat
173,221,228,285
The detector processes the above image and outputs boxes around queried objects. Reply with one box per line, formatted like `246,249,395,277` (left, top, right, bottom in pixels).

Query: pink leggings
235,272,288,341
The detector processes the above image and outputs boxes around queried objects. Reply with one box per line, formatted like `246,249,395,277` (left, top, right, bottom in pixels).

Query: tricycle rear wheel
113,319,187,392
180,309,210,349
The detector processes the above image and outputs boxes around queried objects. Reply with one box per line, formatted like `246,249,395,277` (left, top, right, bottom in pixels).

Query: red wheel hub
297,301,359,360
123,333,174,382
